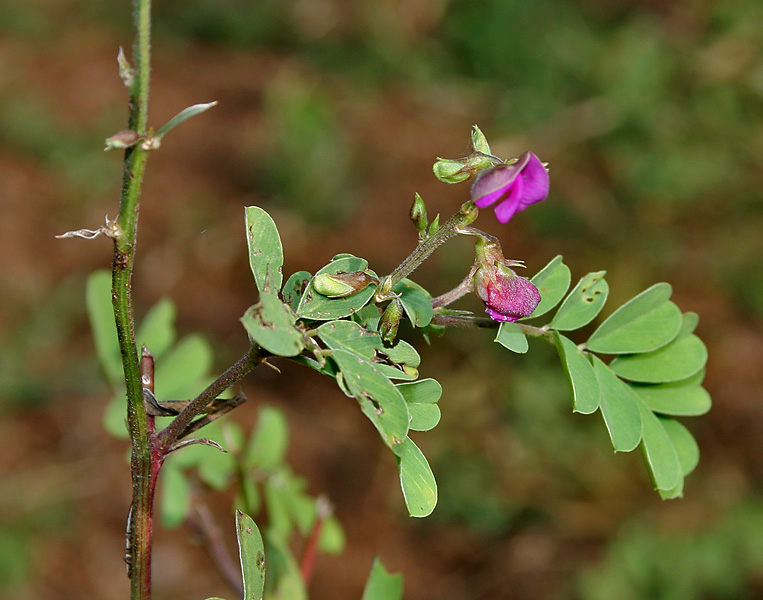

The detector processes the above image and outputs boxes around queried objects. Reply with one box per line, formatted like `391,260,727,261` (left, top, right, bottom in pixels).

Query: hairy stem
157,345,266,451
112,1,152,598
378,201,478,298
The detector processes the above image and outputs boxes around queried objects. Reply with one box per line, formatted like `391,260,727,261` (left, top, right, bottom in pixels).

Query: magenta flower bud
470,152,549,224
472,237,540,322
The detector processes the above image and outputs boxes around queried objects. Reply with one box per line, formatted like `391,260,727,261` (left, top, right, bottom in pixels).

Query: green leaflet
316,320,419,381
86,270,122,388
236,511,266,600
591,355,642,452
244,406,289,470
550,271,609,331
282,271,312,311
553,332,600,414
526,255,571,319
636,397,682,492
241,293,305,357
397,379,442,432
609,334,708,383
297,255,378,321
330,349,410,449
661,417,700,477
154,334,214,399
361,558,404,600
393,437,438,518
586,283,682,354
494,322,529,353
245,206,284,294
136,297,177,360
630,370,711,416
393,278,433,327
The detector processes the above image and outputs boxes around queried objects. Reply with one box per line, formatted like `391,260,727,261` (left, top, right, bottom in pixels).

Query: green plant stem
112,1,152,599
379,201,478,298
157,345,266,451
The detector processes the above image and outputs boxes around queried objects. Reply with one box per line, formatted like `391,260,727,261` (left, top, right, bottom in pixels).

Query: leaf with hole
329,349,409,449
586,283,682,354
242,293,305,357
550,271,608,331
236,510,266,600
553,332,599,414
317,320,419,381
282,271,311,311
245,206,284,294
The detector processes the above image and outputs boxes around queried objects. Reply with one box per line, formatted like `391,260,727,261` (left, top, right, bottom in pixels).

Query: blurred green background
2,0,763,598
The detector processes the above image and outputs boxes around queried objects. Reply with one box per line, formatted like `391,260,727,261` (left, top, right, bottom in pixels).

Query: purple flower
470,152,549,224
472,236,540,322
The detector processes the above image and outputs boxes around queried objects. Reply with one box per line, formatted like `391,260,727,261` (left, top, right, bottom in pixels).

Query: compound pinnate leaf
245,206,284,294
241,293,305,357
393,278,433,327
236,510,266,600
362,558,404,600
397,379,442,432
494,322,529,353
394,437,437,518
550,271,608,331
330,349,409,449
297,255,378,320
609,334,707,383
630,374,711,416
636,398,682,492
553,332,600,414
661,417,700,477
592,355,642,452
526,255,571,319
586,283,682,354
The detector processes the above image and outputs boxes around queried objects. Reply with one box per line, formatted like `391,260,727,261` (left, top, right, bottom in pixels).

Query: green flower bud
410,193,429,237
379,298,404,344
470,125,491,155
432,158,471,184
313,271,379,298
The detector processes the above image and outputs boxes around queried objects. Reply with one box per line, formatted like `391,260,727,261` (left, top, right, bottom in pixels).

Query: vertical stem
113,1,153,599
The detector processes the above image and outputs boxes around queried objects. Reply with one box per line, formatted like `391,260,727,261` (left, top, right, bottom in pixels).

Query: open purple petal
471,163,521,207
492,178,523,223
516,152,549,209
